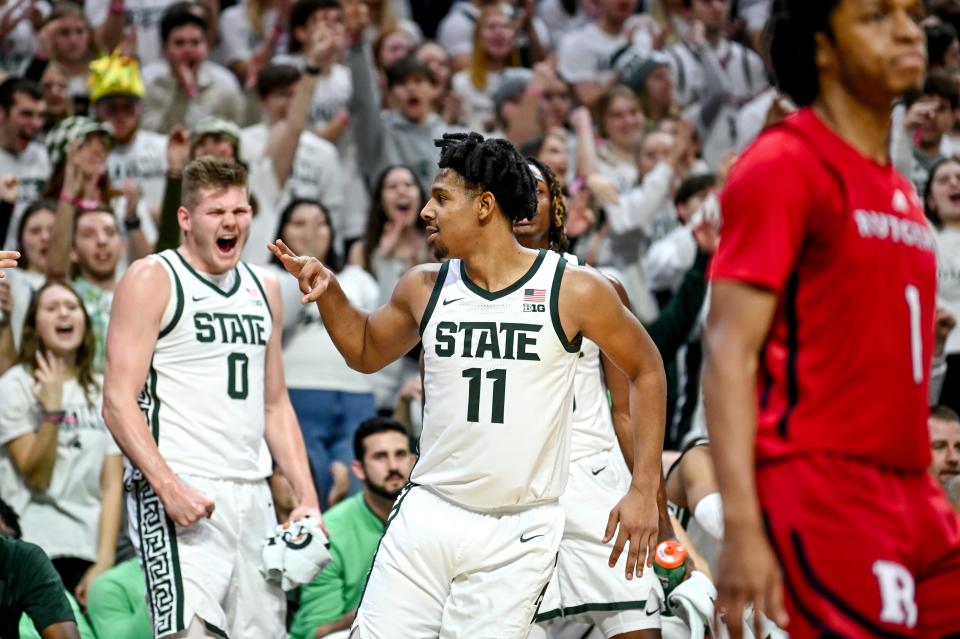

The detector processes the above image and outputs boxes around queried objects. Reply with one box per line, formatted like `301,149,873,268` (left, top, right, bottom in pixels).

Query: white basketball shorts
351,484,565,639
537,448,663,637
127,472,285,639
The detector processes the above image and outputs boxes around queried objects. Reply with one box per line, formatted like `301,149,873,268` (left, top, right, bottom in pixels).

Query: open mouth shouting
216,234,239,256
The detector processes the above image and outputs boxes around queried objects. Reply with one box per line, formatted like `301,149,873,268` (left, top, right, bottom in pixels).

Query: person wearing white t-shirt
663,0,766,166
436,0,549,71
536,0,590,47
0,200,55,367
556,0,655,108
272,199,379,508
241,62,345,258
276,0,369,243
0,280,123,603
215,0,285,82
85,0,176,67
90,54,169,222
594,86,646,193
924,157,960,413
450,5,524,133
0,0,49,74
0,78,51,248
139,4,245,133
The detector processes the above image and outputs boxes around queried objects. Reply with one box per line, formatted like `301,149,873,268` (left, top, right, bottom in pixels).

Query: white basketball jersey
563,253,617,461
139,249,273,480
416,249,581,510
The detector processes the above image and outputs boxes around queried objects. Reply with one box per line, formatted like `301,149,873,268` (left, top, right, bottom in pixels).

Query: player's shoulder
400,261,446,292
727,111,830,187
115,253,174,305
121,252,173,283
557,257,617,301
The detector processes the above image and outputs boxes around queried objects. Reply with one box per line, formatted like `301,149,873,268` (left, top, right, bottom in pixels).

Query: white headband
527,163,545,183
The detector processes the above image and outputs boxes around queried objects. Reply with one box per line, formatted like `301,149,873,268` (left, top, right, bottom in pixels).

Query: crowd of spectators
0,0,958,636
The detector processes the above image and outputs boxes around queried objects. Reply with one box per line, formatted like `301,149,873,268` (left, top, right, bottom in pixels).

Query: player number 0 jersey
138,249,273,481
416,250,581,510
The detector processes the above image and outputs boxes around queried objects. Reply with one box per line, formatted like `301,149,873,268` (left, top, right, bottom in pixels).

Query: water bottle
653,540,688,600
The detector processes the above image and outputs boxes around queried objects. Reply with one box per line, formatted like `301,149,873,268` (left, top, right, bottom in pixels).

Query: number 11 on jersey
462,368,506,423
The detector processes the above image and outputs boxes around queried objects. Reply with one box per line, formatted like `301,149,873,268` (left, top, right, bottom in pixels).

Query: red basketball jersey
712,108,937,471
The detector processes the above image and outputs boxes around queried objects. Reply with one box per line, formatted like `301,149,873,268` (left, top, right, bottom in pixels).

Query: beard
364,473,405,501
431,241,448,261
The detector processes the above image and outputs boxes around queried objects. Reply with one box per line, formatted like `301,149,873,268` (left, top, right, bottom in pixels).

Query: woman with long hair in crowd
451,5,523,132
595,85,646,191
38,3,100,113
350,165,428,304
924,156,960,412
0,199,56,373
349,165,428,410
0,279,122,604
271,198,379,508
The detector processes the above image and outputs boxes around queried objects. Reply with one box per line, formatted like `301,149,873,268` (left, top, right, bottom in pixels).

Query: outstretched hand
268,240,334,304
604,485,659,580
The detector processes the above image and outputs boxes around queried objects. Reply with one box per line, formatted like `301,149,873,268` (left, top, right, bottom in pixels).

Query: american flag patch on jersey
524,288,546,303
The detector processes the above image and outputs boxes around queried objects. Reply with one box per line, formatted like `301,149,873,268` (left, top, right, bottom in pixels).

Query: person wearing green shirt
291,417,415,639
0,498,80,639
85,558,152,639
18,592,96,639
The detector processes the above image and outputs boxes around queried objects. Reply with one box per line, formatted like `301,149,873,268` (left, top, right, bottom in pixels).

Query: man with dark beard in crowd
289,417,416,639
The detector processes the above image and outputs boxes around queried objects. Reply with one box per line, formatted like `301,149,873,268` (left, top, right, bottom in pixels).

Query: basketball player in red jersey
703,1,960,638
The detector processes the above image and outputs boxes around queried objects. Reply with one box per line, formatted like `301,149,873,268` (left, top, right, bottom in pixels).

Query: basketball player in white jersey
270,133,667,638
516,158,665,639
102,158,320,639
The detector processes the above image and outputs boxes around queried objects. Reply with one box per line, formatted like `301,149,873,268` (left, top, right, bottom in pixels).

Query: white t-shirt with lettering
0,142,52,249
0,366,119,561
107,130,169,216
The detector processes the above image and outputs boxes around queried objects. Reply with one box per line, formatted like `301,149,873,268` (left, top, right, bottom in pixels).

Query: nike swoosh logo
192,295,209,302
442,297,464,305
520,533,544,543
591,467,606,475
645,607,658,617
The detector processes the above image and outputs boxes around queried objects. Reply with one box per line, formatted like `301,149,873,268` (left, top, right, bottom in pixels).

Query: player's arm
269,241,431,373
101,258,215,527
562,267,666,579
703,280,785,629
598,276,676,545
260,272,321,520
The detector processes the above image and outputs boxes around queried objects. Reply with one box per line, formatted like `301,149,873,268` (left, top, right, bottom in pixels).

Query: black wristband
124,215,142,231
304,64,321,76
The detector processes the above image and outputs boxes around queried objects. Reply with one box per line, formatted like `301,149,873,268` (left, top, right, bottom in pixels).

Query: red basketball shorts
757,455,960,638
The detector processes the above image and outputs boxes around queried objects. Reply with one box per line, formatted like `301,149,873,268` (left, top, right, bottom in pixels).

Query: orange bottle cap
655,540,687,569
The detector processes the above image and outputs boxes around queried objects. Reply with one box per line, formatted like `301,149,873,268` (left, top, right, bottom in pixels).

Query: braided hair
527,156,569,254
435,132,537,222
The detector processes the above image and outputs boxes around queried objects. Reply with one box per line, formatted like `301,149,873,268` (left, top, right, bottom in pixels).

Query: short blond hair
182,157,247,210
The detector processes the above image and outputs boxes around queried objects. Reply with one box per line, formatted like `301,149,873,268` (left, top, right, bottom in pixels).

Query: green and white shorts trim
128,471,188,637
126,472,284,639
536,448,664,635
